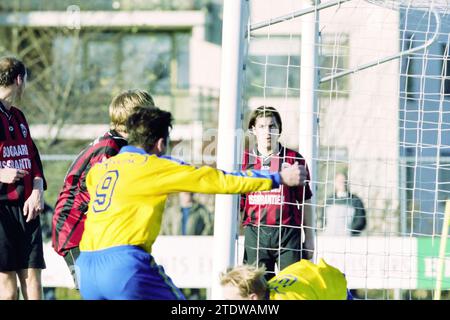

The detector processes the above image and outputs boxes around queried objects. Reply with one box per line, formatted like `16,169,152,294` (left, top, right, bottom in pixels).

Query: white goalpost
212,0,450,300
210,0,248,299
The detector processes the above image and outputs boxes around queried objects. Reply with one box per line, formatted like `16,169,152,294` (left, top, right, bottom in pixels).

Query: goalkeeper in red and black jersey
241,106,315,280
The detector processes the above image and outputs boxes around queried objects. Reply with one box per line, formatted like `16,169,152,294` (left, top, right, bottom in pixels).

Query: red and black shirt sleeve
52,131,126,256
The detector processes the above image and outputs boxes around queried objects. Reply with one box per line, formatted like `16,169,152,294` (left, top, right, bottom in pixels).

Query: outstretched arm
152,158,307,195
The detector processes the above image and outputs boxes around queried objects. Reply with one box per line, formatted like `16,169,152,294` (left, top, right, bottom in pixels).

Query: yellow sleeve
144,157,279,195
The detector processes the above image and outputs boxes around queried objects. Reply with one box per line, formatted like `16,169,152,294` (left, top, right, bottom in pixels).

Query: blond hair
109,89,155,133
220,264,267,300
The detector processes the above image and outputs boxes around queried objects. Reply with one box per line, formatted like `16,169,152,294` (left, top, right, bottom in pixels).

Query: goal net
239,0,450,299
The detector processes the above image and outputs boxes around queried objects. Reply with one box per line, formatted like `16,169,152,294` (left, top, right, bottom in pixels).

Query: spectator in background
51,89,155,288
323,172,367,236
163,192,213,299
0,56,47,300
322,172,366,299
163,192,213,236
160,192,213,300
180,192,213,236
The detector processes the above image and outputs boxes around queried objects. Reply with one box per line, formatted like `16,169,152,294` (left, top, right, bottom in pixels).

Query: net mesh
241,0,450,300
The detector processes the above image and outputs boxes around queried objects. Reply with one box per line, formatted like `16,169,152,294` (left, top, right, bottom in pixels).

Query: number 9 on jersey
93,170,119,213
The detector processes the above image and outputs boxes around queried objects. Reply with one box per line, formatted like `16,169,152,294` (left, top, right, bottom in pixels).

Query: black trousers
243,225,302,280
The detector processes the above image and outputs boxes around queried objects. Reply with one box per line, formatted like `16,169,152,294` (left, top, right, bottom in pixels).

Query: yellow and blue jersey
268,259,348,300
80,145,282,254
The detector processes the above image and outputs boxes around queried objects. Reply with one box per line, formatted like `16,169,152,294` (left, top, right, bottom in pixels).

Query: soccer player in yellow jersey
75,107,308,300
220,258,352,300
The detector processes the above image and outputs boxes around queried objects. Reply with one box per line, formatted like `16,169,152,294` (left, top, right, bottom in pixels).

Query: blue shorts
75,245,185,300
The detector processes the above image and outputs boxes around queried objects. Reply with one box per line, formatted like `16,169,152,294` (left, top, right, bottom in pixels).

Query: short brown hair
126,106,173,154
220,264,267,300
0,57,26,87
248,106,282,133
109,89,155,133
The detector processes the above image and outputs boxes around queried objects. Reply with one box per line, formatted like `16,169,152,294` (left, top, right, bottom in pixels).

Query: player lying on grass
75,106,309,300
220,258,353,300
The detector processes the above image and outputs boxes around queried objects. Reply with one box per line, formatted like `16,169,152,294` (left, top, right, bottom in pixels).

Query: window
318,34,349,97
87,37,120,92
441,44,450,96
246,54,300,97
121,34,172,93
49,29,190,123
52,30,190,95
245,34,349,98
404,155,450,235
402,32,423,101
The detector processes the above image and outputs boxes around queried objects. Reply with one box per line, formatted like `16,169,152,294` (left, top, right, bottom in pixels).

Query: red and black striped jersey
240,145,313,227
52,130,127,256
0,103,46,203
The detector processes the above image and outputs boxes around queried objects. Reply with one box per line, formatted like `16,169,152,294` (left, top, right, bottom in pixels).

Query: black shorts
243,225,302,279
0,203,46,272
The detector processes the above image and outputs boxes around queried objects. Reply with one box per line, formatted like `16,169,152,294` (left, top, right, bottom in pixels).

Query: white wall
42,236,427,290
189,39,222,92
